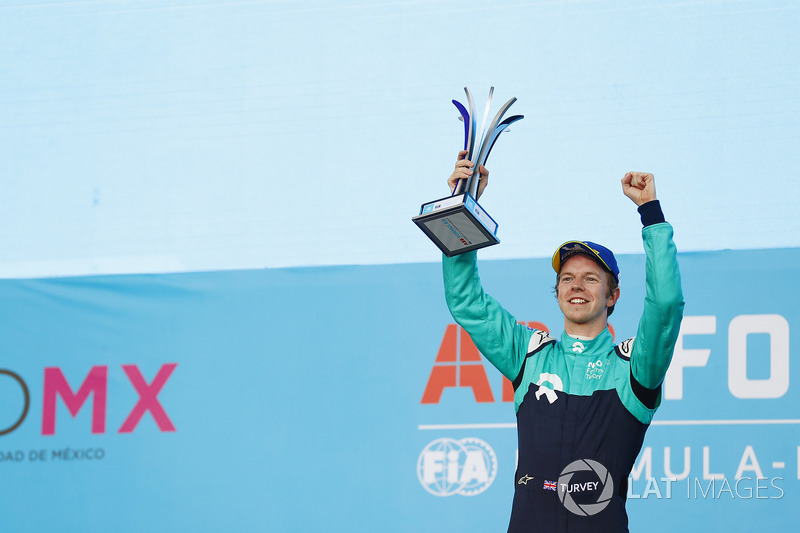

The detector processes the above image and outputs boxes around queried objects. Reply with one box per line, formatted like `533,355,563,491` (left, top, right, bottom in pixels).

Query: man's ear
607,286,620,308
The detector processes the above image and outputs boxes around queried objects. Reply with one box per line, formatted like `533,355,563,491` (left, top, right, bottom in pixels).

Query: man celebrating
443,151,684,532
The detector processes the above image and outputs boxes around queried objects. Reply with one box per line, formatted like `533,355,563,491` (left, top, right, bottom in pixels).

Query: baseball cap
552,241,619,282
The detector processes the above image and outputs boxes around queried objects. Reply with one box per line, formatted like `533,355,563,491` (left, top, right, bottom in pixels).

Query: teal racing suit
442,201,684,532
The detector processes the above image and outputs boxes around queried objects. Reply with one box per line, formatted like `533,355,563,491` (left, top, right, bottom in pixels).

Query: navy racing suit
442,201,684,532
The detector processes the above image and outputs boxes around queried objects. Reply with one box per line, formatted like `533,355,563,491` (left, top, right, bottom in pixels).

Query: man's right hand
448,150,489,199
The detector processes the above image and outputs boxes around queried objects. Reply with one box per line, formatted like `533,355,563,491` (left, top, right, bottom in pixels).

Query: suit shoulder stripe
527,330,557,355
615,337,635,361
512,330,557,391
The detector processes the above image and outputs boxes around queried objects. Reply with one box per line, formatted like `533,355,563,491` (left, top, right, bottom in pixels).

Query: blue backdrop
1,247,798,531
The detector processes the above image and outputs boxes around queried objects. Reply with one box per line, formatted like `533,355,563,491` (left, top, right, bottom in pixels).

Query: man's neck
563,321,607,340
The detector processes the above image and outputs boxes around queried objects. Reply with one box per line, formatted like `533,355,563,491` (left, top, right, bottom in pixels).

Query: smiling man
443,153,684,532
555,248,620,338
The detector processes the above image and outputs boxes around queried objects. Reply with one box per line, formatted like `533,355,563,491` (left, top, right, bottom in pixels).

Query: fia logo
417,437,497,497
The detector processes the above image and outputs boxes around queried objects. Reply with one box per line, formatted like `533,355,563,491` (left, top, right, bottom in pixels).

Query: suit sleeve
630,201,685,390
442,251,531,381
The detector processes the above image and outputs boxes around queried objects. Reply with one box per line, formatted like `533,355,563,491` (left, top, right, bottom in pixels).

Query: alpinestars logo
417,437,497,497
517,474,535,485
617,338,635,359
557,459,614,516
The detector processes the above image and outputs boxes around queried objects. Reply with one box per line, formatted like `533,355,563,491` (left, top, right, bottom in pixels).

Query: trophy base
412,193,499,257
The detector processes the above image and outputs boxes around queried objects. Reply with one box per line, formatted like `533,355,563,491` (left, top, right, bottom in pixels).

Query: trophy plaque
413,87,523,257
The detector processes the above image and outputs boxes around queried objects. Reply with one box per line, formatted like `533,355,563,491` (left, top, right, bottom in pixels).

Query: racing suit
442,201,684,532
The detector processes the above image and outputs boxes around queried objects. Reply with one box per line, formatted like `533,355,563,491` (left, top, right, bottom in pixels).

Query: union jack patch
543,480,557,491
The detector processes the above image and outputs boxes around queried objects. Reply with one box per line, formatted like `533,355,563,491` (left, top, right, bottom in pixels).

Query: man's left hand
622,172,657,206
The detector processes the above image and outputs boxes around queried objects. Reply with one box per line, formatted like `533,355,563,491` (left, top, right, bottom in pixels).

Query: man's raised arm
622,172,685,391
442,153,529,381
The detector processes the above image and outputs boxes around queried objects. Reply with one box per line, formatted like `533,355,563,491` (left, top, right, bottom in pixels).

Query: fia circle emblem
417,437,498,497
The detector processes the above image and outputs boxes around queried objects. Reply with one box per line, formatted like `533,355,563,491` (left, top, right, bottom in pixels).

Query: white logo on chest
571,341,585,353
585,360,604,380
535,373,564,404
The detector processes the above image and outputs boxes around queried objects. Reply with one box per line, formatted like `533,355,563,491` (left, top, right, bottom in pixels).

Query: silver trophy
413,87,523,256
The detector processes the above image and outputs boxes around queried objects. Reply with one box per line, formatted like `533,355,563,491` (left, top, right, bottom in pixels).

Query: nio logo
534,373,563,404
571,342,585,353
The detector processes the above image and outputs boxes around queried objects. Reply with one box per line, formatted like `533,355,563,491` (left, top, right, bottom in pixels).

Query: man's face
556,254,619,335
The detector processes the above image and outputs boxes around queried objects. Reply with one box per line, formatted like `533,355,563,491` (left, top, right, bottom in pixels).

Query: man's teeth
570,298,587,304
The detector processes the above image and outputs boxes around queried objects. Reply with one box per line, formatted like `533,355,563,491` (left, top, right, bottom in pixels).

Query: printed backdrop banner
0,247,798,532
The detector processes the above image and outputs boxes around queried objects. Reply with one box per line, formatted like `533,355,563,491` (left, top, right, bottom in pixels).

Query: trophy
413,87,523,257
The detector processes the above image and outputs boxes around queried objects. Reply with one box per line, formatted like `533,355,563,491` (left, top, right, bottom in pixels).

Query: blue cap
552,241,619,282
